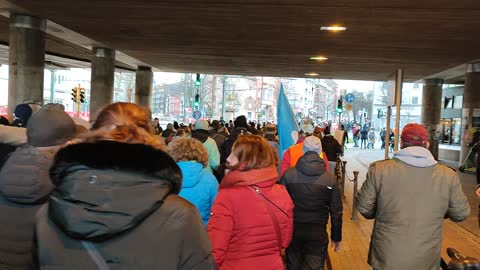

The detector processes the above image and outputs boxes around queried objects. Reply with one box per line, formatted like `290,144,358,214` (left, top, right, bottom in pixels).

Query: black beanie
234,115,248,128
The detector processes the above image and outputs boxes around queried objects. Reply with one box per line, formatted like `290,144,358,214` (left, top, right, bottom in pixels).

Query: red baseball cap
401,123,428,146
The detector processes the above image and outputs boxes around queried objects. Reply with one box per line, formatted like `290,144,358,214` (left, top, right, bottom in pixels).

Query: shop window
440,118,461,145
453,96,463,109
444,96,453,109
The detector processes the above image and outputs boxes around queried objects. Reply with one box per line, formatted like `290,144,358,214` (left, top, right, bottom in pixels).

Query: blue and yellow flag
277,84,299,160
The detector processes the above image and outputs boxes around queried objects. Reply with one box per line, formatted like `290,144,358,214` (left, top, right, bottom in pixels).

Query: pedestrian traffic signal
337,98,343,113
195,74,201,87
79,89,85,103
194,93,200,107
71,88,78,102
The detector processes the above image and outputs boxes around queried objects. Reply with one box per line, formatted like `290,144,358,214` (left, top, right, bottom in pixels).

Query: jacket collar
220,165,278,188
393,146,438,168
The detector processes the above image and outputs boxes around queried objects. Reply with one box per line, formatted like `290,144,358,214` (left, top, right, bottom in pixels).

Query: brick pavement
325,146,480,269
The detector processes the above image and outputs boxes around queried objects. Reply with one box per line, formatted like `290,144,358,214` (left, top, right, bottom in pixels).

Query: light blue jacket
177,161,219,225
203,137,220,173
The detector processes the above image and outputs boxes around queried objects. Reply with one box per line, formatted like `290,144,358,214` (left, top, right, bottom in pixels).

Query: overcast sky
334,79,378,93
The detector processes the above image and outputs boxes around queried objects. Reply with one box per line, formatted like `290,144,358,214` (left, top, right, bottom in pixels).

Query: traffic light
194,93,200,107
71,88,78,102
336,98,343,113
195,74,201,87
79,89,85,103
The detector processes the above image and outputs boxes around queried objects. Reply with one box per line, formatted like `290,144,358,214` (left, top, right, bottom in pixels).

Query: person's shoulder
200,171,219,185
283,166,297,178
161,194,199,217
434,163,457,175
205,137,218,147
368,159,395,170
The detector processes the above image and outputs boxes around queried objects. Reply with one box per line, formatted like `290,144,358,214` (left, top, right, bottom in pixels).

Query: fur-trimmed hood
48,141,182,241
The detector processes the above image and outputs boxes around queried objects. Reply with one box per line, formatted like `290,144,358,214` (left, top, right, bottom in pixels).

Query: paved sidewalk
325,145,480,269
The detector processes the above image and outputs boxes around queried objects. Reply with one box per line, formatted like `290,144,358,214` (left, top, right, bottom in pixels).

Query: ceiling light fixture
305,73,319,76
320,25,347,32
309,56,328,61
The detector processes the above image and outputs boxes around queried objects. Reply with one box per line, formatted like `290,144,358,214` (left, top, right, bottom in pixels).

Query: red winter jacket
207,165,294,270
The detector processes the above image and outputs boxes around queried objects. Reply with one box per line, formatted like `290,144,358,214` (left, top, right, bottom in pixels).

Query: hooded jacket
279,142,330,176
0,146,55,270
207,165,293,270
35,141,215,270
177,161,219,225
279,152,342,244
356,146,470,270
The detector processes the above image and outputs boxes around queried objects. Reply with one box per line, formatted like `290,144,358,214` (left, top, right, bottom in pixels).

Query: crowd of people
0,101,475,270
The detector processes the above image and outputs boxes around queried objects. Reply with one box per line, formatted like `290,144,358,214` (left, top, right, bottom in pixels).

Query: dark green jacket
35,141,215,270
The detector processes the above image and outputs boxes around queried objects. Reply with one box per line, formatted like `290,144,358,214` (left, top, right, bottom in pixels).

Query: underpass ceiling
9,0,480,81
0,16,135,70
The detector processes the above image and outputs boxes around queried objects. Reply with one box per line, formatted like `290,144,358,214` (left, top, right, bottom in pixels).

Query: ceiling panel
10,0,480,81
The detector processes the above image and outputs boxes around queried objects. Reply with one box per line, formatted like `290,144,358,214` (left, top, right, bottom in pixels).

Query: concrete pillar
135,66,153,109
90,47,115,122
421,78,443,160
460,62,480,165
8,14,46,119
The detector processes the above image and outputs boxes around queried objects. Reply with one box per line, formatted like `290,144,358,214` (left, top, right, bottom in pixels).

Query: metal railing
335,157,360,221
335,155,347,198
351,171,359,222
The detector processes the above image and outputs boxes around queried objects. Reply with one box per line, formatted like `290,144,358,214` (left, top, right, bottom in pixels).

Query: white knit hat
302,136,322,154
195,120,209,130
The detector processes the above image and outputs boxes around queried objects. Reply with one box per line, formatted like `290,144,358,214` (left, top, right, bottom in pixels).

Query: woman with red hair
208,135,294,270
35,102,215,269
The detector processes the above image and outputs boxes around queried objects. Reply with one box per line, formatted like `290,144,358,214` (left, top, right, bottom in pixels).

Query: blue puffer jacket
178,161,219,225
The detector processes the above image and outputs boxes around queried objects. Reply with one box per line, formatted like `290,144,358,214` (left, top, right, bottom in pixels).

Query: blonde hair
81,102,166,151
229,135,278,171
167,138,209,167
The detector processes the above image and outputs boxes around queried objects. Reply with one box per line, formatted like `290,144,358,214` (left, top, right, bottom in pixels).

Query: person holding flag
276,84,330,176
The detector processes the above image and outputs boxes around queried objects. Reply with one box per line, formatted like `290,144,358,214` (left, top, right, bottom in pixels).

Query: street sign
345,103,353,111
345,93,355,103
192,110,202,120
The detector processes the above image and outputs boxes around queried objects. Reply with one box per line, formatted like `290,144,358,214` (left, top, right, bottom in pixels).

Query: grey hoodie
394,146,437,168
0,145,55,269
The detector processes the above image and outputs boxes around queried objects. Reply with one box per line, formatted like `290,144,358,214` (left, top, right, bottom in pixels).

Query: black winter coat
279,152,343,244
321,135,343,162
35,141,216,270
0,146,55,270
222,127,249,164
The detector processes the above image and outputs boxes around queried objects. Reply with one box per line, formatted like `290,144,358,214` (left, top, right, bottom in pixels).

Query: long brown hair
229,135,278,171
82,102,165,150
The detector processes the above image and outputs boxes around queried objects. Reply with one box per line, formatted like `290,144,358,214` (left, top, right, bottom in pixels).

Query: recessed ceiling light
320,25,347,32
309,56,328,61
305,73,319,76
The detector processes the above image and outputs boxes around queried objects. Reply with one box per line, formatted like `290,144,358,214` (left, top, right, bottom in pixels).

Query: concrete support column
90,47,115,122
135,66,153,109
8,14,46,119
421,78,443,160
460,63,480,164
